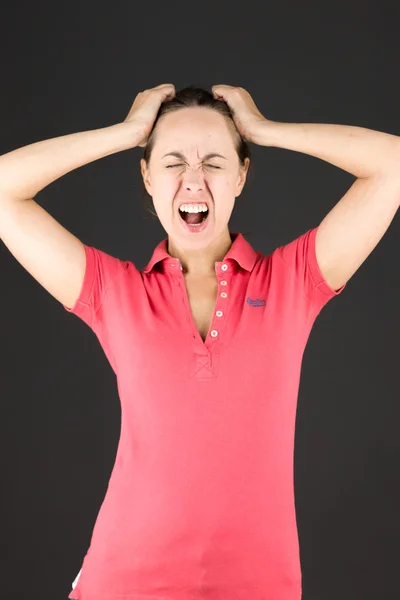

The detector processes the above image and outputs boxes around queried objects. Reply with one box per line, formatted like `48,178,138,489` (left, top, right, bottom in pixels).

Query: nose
182,165,205,192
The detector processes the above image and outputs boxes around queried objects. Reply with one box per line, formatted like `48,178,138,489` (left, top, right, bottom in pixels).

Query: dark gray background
1,1,399,599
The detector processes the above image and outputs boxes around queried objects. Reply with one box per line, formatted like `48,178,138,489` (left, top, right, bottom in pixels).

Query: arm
210,85,400,292
0,122,133,201
0,83,173,311
0,123,135,309
260,121,400,291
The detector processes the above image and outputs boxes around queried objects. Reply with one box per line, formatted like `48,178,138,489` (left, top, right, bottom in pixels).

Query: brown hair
141,85,252,219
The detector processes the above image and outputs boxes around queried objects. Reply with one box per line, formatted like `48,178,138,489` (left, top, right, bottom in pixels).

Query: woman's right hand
123,83,176,148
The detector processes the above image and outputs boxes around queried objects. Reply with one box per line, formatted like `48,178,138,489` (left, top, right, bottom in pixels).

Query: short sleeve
63,244,126,330
276,226,346,315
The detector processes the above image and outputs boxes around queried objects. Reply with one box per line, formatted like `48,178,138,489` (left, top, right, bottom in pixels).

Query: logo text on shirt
246,296,266,307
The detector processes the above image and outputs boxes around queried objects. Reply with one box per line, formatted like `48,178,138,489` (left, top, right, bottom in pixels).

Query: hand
123,83,176,147
211,84,272,145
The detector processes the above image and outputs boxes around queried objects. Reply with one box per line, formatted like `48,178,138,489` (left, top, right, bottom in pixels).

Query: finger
212,84,226,97
212,84,235,91
212,84,237,101
146,84,175,97
153,84,175,103
154,83,175,90
161,84,176,99
212,84,232,90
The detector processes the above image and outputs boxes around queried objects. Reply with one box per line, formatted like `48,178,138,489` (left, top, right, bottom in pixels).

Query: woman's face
140,107,249,245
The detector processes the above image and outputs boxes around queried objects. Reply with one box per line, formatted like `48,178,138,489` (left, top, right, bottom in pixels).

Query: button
220,292,227,298
221,264,228,271
220,280,227,286
210,330,218,337
216,310,223,317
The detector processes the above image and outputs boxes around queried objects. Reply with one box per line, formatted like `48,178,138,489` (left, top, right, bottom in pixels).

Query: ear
235,157,250,197
140,158,152,196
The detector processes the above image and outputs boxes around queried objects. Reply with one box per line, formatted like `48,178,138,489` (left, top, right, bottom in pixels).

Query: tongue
185,212,203,225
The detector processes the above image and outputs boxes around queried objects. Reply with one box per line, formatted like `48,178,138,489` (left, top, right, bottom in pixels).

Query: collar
142,232,259,274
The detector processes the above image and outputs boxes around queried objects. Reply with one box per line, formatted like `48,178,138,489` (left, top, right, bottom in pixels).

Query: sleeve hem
307,226,346,298
63,244,96,316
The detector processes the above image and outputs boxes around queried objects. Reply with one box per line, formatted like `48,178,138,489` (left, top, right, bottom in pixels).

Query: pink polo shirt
65,226,345,600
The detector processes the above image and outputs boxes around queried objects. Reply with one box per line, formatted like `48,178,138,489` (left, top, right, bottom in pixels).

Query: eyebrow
161,152,227,161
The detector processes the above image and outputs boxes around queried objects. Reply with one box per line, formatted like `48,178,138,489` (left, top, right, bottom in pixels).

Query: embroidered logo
246,296,266,307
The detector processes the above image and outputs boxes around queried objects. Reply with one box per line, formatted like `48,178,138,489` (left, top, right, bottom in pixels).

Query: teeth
179,203,208,213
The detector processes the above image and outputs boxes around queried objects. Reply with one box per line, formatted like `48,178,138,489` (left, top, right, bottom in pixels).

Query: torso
183,274,219,343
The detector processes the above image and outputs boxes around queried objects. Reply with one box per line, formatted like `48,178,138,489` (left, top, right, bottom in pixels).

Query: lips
178,206,211,233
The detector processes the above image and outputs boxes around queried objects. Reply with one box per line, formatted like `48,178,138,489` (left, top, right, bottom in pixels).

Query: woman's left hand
211,84,273,144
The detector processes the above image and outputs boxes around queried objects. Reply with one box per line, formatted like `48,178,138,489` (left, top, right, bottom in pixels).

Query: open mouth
178,207,209,226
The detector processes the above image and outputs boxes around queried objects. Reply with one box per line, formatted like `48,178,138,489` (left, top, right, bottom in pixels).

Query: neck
168,229,233,277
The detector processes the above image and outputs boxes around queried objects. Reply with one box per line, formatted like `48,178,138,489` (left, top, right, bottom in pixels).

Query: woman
1,83,399,600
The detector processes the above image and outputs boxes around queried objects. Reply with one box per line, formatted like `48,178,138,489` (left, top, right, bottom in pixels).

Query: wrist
107,122,143,152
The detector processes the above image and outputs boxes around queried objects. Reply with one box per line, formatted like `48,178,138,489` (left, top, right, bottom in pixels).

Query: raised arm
0,83,175,309
0,123,134,309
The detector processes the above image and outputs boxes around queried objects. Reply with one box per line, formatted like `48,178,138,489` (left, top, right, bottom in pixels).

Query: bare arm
0,83,175,310
0,123,133,201
0,123,136,309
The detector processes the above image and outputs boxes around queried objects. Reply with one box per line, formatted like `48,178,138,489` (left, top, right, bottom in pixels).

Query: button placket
170,258,230,345
210,263,229,339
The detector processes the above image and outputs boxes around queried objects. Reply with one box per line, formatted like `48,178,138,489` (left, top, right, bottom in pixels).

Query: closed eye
166,164,221,169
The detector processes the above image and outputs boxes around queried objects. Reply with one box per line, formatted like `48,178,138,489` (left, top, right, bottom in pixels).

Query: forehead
153,107,235,156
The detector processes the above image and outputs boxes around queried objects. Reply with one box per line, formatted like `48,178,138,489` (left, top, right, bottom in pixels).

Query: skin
140,107,250,278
